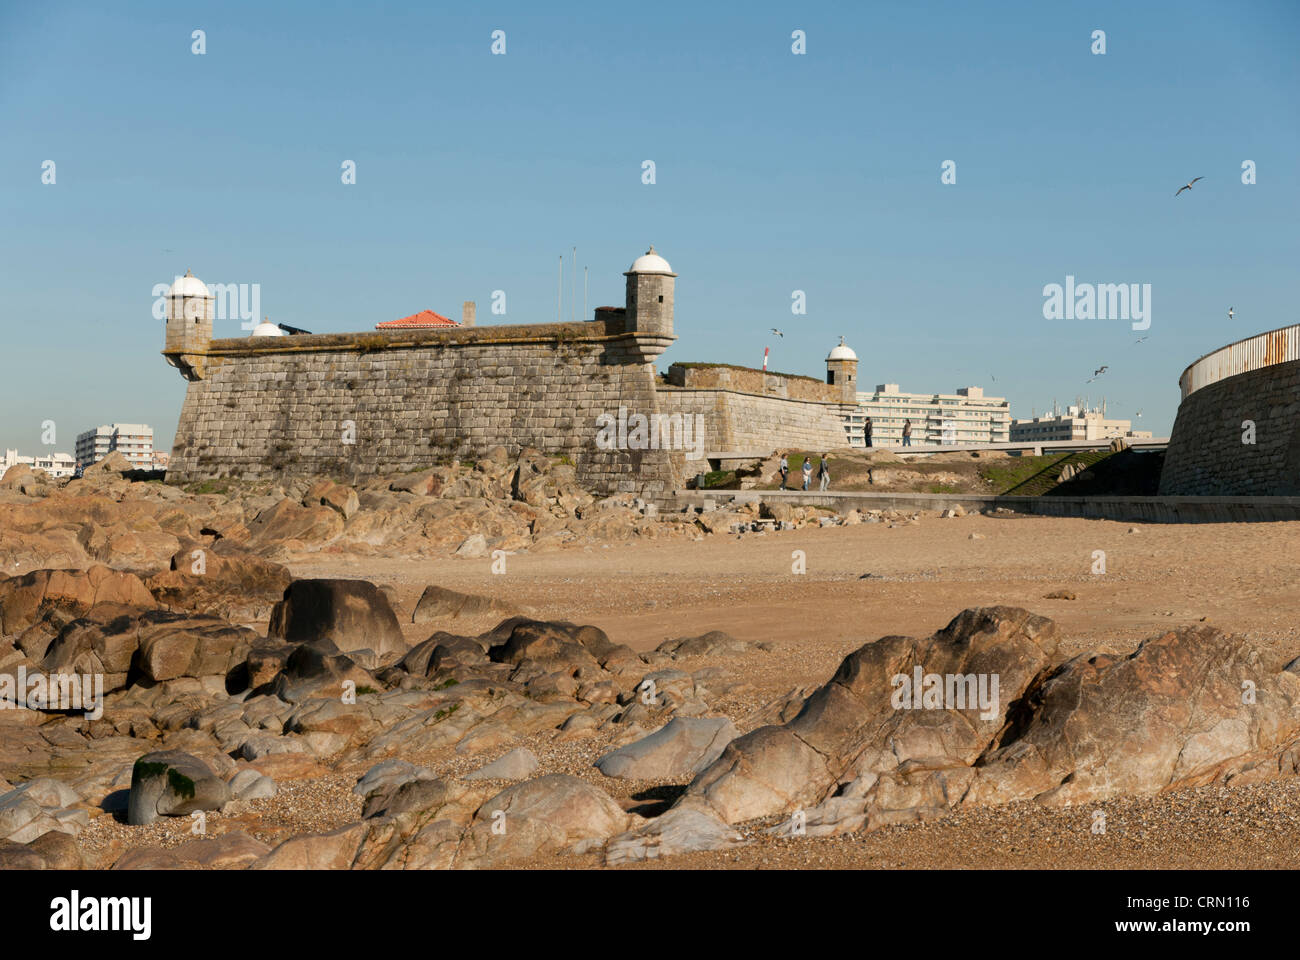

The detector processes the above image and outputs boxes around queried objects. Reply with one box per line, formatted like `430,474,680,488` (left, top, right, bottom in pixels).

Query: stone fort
162,248,857,494
1159,323,1300,496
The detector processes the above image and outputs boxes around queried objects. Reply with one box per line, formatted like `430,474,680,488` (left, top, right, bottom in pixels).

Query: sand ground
80,513,1300,869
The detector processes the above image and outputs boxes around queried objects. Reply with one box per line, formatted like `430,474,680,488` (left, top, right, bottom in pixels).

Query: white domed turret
827,337,857,362
628,245,674,276
167,270,211,300
251,317,286,337
164,269,215,381
826,337,858,403
622,246,677,358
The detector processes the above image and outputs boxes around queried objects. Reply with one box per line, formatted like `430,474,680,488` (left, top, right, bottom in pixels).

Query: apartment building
75,423,155,469
1010,406,1153,442
846,384,1011,447
1,448,78,478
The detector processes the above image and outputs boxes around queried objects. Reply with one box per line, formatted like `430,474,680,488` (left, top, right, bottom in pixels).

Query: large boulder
964,625,1300,806
680,608,1300,840
684,607,1059,823
458,775,638,867
126,750,231,826
146,542,292,622
596,717,738,780
411,585,521,623
0,566,154,635
267,579,406,659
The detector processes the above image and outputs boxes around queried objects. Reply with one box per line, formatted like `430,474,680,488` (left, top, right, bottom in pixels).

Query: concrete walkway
671,488,1300,524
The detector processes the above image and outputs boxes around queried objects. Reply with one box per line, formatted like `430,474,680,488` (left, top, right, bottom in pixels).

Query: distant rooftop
376,310,460,330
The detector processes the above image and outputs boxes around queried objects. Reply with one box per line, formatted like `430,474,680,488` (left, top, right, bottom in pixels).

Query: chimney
462,301,476,327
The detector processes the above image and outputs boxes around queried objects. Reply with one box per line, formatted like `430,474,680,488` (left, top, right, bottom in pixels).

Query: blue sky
2,0,1297,454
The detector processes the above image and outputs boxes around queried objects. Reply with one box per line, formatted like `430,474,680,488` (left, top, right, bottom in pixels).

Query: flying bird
1135,409,1143,419
1175,176,1204,197
770,328,784,338
1228,307,1234,321
1135,336,1149,344
1093,365,1108,376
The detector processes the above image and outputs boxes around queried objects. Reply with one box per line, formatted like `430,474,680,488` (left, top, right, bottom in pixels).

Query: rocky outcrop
267,579,407,659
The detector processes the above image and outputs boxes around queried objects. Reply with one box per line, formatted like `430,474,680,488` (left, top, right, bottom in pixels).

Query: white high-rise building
847,384,1011,447
75,423,155,470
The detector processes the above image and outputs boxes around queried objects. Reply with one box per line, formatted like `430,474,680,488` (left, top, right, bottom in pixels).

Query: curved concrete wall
1159,328,1300,495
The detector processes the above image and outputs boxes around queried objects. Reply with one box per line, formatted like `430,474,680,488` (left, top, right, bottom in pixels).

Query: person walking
902,419,913,447
801,456,813,491
778,453,789,490
818,454,831,491
864,417,873,449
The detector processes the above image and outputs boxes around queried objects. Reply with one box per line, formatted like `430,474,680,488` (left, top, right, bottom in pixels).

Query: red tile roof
376,309,460,329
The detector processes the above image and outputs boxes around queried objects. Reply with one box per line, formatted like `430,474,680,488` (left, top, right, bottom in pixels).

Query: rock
133,610,257,683
111,846,185,870
460,774,638,867
596,717,738,780
127,750,232,826
604,803,747,864
83,451,133,477
303,480,360,520
353,760,436,807
965,624,1300,806
267,641,377,703
146,544,292,622
247,499,345,546
656,631,754,659
25,829,85,869
0,840,47,869
4,777,79,809
489,620,609,676
0,792,43,842
684,607,1058,824
465,747,539,781
249,822,368,870
0,566,154,635
411,585,520,623
454,534,489,558
228,769,276,801
171,830,271,869
267,579,407,659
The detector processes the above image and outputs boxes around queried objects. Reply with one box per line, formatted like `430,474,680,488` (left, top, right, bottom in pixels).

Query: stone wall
1159,358,1300,495
165,318,680,496
666,363,837,402
657,384,851,452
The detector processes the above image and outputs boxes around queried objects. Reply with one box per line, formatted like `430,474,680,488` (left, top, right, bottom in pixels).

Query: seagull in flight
1135,335,1149,344
1093,365,1108,377
1228,307,1234,321
770,328,784,338
1175,176,1204,197
1135,409,1143,419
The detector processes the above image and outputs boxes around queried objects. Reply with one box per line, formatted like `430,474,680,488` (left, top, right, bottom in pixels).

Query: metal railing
1179,324,1300,399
